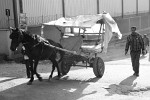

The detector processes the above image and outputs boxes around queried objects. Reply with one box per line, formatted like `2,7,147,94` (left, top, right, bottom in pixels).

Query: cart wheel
59,60,71,75
93,57,105,78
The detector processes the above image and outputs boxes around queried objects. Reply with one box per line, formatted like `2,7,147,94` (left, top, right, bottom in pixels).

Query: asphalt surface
0,53,150,100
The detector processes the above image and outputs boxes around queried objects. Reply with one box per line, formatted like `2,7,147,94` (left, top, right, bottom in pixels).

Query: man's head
131,26,136,32
144,34,147,37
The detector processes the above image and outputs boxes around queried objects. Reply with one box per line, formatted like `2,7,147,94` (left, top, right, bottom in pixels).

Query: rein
22,38,45,60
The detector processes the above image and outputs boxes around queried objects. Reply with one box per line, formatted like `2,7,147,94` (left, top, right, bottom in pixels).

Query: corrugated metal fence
22,0,63,25
0,0,149,28
22,0,150,26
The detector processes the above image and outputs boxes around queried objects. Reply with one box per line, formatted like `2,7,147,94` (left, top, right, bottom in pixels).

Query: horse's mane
21,30,39,42
21,30,49,44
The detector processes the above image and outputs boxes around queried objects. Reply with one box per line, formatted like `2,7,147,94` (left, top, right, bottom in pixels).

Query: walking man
21,46,31,78
143,34,149,55
125,26,145,77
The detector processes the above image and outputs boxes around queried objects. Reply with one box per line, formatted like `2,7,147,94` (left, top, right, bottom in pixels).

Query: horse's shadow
105,75,137,96
38,75,100,100
0,75,100,100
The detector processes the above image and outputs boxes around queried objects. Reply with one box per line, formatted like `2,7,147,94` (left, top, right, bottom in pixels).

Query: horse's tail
57,43,65,63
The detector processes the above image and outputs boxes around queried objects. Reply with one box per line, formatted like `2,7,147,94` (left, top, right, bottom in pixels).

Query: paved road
0,53,150,100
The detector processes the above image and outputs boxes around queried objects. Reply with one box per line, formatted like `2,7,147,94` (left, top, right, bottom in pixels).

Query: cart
42,12,122,78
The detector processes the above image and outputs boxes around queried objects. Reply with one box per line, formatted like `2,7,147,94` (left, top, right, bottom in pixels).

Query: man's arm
139,35,145,54
125,36,130,55
147,37,149,46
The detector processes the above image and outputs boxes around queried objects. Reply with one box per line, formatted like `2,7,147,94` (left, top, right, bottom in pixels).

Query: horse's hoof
60,74,64,77
38,77,43,82
27,82,32,85
48,78,52,81
55,76,60,80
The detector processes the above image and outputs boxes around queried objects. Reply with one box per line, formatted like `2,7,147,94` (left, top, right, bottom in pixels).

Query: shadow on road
0,77,20,83
0,75,100,100
140,55,147,59
105,75,137,96
119,75,137,86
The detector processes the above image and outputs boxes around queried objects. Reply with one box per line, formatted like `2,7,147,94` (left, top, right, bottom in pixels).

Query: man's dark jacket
125,32,144,53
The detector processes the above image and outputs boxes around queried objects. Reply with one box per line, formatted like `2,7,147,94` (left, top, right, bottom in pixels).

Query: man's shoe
133,73,139,77
27,75,31,78
136,74,139,77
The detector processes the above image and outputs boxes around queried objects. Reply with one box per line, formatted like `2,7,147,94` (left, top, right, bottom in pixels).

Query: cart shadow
105,75,137,96
60,75,99,82
0,76,99,100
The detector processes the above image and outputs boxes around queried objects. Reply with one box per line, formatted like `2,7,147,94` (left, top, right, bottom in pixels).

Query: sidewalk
102,53,150,95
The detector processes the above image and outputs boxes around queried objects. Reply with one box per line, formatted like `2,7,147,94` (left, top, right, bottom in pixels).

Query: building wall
0,0,15,29
0,30,11,57
22,0,62,17
124,0,136,15
98,0,122,17
138,0,149,13
0,0,150,28
22,0,63,25
22,0,150,26
65,0,97,17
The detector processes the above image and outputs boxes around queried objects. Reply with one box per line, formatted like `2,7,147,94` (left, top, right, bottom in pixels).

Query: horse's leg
53,60,61,78
25,59,30,78
34,60,43,81
27,59,34,85
49,60,55,80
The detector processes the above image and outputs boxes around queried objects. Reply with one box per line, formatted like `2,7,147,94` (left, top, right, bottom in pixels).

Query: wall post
122,0,124,18
19,0,23,13
149,0,150,14
97,0,99,14
62,0,65,17
136,0,138,15
12,0,19,28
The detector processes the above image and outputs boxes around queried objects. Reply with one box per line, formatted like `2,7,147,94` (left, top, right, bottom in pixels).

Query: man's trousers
130,51,141,74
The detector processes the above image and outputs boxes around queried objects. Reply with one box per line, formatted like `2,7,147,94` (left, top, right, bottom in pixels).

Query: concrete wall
115,14,150,35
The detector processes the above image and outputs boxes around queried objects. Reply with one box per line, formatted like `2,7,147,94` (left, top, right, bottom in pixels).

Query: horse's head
9,28,23,51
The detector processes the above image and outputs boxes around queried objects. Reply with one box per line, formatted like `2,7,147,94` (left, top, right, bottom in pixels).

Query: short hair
131,26,136,30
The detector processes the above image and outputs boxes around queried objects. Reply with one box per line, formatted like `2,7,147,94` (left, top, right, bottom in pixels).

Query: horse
9,28,64,85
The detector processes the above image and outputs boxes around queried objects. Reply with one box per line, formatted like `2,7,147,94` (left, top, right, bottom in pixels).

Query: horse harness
22,34,56,60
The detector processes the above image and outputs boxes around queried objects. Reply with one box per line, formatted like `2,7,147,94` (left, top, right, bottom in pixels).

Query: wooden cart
42,12,122,78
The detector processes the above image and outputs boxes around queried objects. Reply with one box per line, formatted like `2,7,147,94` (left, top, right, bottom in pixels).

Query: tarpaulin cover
43,13,122,53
